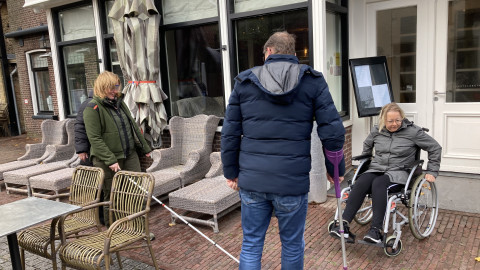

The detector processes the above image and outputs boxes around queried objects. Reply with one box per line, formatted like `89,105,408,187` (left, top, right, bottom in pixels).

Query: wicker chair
146,114,220,198
59,171,158,270
169,152,240,233
29,157,81,200
17,166,104,270
4,154,80,196
41,119,77,163
0,119,69,187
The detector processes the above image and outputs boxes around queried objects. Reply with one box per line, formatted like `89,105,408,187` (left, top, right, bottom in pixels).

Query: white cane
127,176,240,264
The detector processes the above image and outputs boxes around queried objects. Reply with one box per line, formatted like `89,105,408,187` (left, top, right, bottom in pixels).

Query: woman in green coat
84,71,152,226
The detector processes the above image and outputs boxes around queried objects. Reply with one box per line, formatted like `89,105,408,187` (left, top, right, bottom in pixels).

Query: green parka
83,96,151,166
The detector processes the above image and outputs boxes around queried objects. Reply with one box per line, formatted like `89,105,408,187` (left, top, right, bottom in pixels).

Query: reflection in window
106,0,115,34
63,42,99,115
233,0,306,13
108,40,124,85
235,9,309,73
377,7,417,103
165,24,224,117
447,0,480,102
31,53,53,113
162,0,217,25
58,5,96,42
326,11,343,113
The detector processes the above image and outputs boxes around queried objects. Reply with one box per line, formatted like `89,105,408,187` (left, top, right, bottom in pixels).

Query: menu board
349,56,394,117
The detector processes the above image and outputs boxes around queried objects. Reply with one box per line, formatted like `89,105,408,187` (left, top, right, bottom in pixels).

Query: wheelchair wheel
327,220,335,233
408,174,439,240
384,235,402,256
353,196,373,225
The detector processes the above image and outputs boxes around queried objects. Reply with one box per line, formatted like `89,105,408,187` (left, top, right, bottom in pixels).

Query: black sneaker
330,221,350,239
363,227,383,244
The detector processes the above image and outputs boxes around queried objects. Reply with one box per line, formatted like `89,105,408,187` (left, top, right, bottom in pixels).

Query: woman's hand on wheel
425,174,436,182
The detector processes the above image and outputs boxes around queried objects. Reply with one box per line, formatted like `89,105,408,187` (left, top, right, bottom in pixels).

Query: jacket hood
236,54,314,104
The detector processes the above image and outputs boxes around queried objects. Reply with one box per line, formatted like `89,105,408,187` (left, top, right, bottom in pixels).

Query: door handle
434,91,446,95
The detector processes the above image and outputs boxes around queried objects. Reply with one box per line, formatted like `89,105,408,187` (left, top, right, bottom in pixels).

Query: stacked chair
146,114,220,198
0,119,69,192
17,166,104,270
3,119,77,196
169,152,240,233
59,171,158,270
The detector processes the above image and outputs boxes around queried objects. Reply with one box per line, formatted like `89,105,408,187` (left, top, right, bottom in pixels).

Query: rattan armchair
59,171,158,270
17,166,104,270
146,114,220,198
41,119,77,163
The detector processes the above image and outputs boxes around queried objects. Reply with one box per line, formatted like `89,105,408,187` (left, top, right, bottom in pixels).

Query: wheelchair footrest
357,240,384,248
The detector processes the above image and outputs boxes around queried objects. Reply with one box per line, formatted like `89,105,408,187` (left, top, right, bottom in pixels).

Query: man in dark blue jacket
221,31,346,270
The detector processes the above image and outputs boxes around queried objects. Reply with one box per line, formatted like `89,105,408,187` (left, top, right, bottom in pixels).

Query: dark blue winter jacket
221,54,345,195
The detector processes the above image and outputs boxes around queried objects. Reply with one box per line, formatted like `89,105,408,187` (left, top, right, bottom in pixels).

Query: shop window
162,0,218,25
377,7,417,103
446,0,480,102
326,10,347,116
58,5,96,42
164,24,224,117
235,9,310,72
62,42,99,115
28,52,53,114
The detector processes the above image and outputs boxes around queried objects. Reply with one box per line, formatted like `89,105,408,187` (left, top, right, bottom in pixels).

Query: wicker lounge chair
0,119,69,191
18,166,104,270
146,114,220,198
30,157,82,200
169,152,240,233
59,171,158,270
41,119,77,163
4,154,79,196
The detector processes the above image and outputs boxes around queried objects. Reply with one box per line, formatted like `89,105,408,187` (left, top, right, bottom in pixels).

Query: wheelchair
328,145,439,256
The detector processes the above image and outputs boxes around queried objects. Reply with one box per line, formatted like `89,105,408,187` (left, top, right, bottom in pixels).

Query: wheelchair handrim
412,179,439,238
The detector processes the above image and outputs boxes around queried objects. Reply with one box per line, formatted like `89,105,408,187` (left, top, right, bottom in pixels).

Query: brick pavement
1,135,480,270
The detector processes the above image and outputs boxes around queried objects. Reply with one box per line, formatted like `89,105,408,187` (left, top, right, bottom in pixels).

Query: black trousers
342,172,399,230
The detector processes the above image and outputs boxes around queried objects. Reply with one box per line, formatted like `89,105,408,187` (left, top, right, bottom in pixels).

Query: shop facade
5,0,480,211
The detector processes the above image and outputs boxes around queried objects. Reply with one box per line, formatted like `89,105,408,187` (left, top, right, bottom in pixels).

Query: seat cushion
29,167,75,191
150,165,183,197
4,162,68,185
0,160,37,180
169,176,240,215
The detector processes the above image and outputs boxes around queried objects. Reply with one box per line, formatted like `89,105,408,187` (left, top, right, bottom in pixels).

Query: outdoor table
0,197,80,270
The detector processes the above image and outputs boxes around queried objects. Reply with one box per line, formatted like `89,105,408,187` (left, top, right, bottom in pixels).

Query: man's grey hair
263,31,296,55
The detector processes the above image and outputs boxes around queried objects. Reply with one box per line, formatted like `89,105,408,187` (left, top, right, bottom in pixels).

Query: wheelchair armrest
352,154,372,161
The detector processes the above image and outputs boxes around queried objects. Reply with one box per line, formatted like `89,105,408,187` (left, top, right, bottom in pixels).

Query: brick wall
6,0,52,137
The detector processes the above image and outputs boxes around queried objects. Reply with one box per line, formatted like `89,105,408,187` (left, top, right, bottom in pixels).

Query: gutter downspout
0,2,19,135
10,65,21,134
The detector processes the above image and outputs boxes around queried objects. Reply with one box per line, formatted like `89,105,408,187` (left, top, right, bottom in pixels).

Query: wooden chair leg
20,248,25,270
146,241,159,270
104,253,111,270
116,252,123,269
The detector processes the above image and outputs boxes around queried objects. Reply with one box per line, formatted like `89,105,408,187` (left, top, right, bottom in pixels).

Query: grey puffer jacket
362,119,442,184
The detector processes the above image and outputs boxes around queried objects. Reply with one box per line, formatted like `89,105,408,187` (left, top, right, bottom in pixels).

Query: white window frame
26,49,49,115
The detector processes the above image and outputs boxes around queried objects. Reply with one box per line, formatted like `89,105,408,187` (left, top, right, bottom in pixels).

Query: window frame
53,0,99,117
26,49,54,116
159,1,224,119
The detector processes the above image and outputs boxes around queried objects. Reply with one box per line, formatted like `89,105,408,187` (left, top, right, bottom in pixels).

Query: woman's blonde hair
378,102,405,131
93,71,121,99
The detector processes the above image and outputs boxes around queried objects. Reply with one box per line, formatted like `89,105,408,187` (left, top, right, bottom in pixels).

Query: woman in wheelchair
329,102,442,244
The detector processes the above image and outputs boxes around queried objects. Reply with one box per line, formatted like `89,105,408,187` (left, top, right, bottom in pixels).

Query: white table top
0,197,80,237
